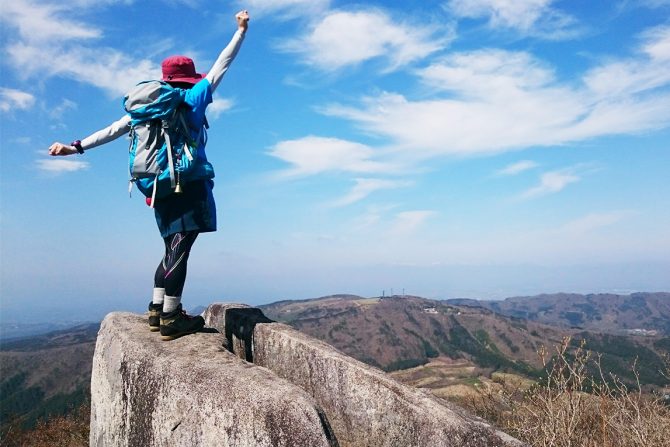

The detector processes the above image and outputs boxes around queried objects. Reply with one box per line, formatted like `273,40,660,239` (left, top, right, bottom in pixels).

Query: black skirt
153,179,217,238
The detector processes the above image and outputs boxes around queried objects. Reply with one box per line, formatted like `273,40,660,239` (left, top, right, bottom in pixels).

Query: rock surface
204,303,525,447
90,312,338,447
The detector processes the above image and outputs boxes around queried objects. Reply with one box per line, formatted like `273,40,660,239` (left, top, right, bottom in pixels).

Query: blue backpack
124,81,210,206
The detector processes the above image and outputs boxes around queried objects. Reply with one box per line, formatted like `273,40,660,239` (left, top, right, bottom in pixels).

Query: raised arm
205,10,249,93
49,114,131,156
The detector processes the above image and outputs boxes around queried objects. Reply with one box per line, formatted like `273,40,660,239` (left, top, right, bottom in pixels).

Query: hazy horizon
3,282,669,325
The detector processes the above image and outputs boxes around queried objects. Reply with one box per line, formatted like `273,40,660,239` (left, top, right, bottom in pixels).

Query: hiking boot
160,304,205,341
148,302,162,332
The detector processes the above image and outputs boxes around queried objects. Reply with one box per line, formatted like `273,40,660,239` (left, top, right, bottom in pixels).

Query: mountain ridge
445,292,670,335
260,293,669,388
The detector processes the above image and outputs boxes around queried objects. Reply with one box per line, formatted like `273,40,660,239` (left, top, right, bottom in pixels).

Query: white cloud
48,99,78,120
642,26,670,61
322,27,670,161
519,169,580,199
642,0,670,7
36,158,90,173
1,0,101,43
445,0,580,39
12,137,32,144
207,96,234,120
240,0,330,19
270,26,670,181
350,204,399,232
419,49,556,94
68,0,135,6
268,136,395,177
162,0,200,7
323,50,584,158
387,210,436,236
280,10,449,72
496,160,538,176
329,178,412,207
7,43,159,97
560,211,633,235
0,88,36,112
2,0,159,97
583,28,670,100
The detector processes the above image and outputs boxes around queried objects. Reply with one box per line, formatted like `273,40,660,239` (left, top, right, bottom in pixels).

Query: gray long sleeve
80,115,131,151
205,29,245,93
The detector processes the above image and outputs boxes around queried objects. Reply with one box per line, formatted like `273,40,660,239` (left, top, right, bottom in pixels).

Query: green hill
0,323,98,433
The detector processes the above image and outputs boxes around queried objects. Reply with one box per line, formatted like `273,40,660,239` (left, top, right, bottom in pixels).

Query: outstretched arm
205,10,249,93
49,114,131,156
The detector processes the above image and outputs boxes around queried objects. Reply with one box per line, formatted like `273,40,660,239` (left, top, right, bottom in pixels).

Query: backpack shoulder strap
177,110,200,161
162,121,177,188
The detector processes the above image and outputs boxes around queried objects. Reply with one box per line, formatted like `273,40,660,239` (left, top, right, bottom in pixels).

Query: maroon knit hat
161,55,205,85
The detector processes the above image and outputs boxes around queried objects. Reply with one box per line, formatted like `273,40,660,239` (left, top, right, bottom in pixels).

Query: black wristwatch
70,140,84,154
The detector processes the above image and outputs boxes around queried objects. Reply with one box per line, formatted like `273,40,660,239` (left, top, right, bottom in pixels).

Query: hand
236,10,250,32
49,142,77,156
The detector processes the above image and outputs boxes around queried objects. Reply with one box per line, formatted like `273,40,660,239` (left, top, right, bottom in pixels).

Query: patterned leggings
154,231,199,297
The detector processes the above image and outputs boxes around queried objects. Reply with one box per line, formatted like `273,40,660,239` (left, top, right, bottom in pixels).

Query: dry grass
0,404,89,447
463,337,670,447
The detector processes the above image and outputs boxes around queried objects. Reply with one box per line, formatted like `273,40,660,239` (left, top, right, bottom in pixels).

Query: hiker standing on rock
48,10,250,340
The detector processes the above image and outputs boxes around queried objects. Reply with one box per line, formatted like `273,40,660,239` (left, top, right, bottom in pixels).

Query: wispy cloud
11,137,32,144
7,43,159,97
268,136,395,177
48,99,77,120
496,160,538,176
350,203,399,232
445,0,581,39
518,168,581,199
641,0,670,7
279,9,450,72
560,211,634,235
323,49,581,158
329,178,412,207
1,0,101,43
207,96,234,120
240,0,331,19
583,26,670,100
0,88,35,112
2,0,159,97
36,159,90,174
321,26,670,162
387,210,436,236
641,25,670,60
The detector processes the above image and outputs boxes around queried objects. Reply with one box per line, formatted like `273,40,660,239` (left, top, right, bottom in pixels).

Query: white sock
152,288,165,305
163,295,182,313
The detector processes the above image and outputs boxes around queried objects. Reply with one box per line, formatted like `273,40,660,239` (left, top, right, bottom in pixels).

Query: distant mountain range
0,321,95,341
445,292,670,335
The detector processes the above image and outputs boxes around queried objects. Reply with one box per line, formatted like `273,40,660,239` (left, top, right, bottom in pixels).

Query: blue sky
1,0,669,322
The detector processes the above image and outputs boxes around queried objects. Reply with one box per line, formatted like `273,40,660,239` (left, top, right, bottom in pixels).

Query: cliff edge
90,306,524,446
90,312,337,447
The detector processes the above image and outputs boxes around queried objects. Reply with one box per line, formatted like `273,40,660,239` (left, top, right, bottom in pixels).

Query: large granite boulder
90,312,338,447
204,303,524,447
